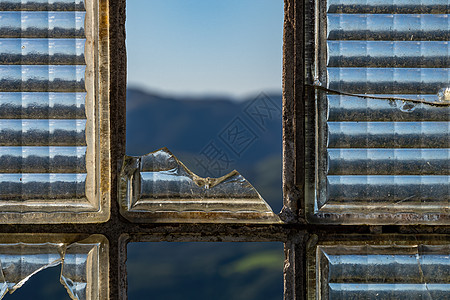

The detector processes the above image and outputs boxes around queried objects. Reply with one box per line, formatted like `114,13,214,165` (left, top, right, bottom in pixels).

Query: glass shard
438,87,450,102
305,0,450,224
0,243,62,294
119,148,281,223
61,240,102,300
309,237,450,300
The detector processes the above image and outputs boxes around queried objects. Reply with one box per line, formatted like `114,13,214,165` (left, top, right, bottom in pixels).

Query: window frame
0,0,447,299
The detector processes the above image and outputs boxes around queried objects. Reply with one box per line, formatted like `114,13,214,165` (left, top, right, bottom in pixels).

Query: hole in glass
127,242,284,300
125,0,283,213
6,266,71,300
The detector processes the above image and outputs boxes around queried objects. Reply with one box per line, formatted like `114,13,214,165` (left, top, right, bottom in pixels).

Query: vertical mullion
293,0,305,201
284,232,307,300
282,0,305,222
118,234,130,300
108,233,129,300
108,0,126,297
108,0,126,167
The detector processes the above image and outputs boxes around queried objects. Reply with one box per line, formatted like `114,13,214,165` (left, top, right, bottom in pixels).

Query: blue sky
126,0,283,98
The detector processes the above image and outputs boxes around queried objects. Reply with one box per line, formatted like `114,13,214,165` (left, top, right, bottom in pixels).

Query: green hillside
127,242,284,300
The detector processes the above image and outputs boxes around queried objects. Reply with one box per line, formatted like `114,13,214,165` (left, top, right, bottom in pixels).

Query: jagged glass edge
119,147,281,223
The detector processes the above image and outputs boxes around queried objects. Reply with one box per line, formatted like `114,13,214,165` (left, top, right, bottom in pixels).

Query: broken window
127,242,283,300
121,0,283,223
0,0,447,299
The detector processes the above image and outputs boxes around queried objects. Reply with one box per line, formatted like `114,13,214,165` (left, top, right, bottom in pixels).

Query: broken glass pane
126,0,284,214
0,0,110,222
119,148,280,223
305,0,450,224
309,237,450,299
0,234,108,300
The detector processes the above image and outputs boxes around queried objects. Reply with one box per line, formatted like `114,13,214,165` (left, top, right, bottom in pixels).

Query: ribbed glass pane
0,0,96,217
327,14,449,41
0,38,85,65
327,0,449,14
0,92,86,119
306,0,450,223
0,11,85,38
311,240,450,300
327,95,449,121
327,41,449,68
0,173,86,199
0,119,86,146
328,149,449,175
0,146,86,172
0,1,85,11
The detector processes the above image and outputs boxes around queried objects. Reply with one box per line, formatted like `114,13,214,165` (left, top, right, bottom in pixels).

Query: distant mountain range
126,87,284,211
126,87,282,162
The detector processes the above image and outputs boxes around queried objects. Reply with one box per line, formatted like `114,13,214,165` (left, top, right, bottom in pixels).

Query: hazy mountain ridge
126,87,283,211
126,87,282,163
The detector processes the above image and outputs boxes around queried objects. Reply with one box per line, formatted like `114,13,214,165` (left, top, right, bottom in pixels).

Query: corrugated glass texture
0,1,87,201
314,243,450,299
310,0,450,223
